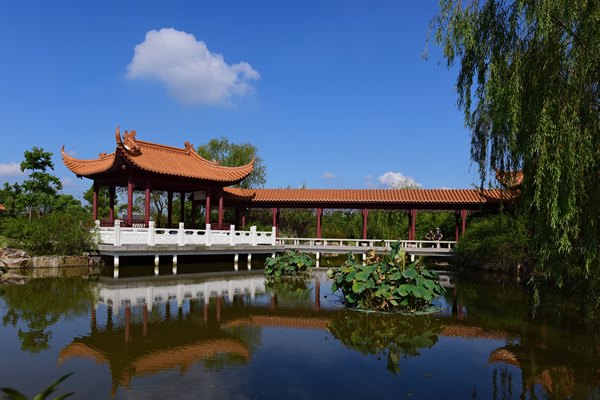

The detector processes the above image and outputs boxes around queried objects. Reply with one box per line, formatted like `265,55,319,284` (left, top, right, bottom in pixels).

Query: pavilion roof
62,127,254,184
0,204,5,211
224,188,513,206
495,169,524,188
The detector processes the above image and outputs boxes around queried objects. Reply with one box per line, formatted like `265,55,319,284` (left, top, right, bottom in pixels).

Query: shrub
454,213,534,271
264,250,314,277
2,212,97,256
328,251,446,313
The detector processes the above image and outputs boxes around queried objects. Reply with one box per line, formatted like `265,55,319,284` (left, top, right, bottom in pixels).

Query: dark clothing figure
434,228,443,248
425,230,435,247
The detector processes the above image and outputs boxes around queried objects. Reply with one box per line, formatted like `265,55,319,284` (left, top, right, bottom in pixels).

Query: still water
1,259,599,399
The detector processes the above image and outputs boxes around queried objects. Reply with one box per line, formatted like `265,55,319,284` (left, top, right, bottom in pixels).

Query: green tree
197,136,267,188
17,147,62,221
0,182,22,214
427,0,600,309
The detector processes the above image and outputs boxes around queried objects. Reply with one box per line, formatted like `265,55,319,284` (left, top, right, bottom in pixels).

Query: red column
127,172,133,226
314,279,320,312
109,186,115,221
455,212,460,241
411,209,417,241
407,211,413,240
275,208,280,237
143,304,148,336
167,191,173,228
461,209,467,235
191,200,196,229
362,208,368,240
125,307,131,342
205,189,211,226
92,181,99,221
218,189,224,225
145,177,151,227
317,208,323,239
241,207,247,228
180,192,185,226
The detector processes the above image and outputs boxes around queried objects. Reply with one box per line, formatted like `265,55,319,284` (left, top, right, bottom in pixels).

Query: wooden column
180,192,185,227
109,186,115,221
205,189,211,226
218,189,224,225
241,207,247,228
362,208,368,240
167,191,173,228
191,200,196,229
407,211,413,240
461,209,467,235
275,208,280,237
145,177,151,227
92,181,99,221
410,209,417,240
317,208,323,239
455,212,460,241
127,172,133,226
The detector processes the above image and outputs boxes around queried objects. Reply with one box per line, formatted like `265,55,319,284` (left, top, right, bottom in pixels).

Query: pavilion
62,128,512,241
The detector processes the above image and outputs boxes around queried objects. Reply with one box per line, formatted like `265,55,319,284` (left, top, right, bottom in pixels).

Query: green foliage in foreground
326,312,443,375
0,373,73,400
264,250,314,277
1,212,96,256
328,251,446,312
454,214,534,272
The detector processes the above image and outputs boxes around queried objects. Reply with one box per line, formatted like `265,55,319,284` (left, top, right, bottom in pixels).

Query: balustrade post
178,222,185,246
206,224,212,246
114,219,121,246
95,220,100,244
148,221,155,246
272,226,277,245
230,225,236,246
251,226,257,246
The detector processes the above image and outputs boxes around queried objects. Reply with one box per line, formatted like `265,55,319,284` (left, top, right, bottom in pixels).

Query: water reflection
326,312,444,374
1,267,600,398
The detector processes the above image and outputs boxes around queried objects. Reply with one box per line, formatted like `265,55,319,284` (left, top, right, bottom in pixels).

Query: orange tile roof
224,188,513,205
62,127,254,184
0,204,6,211
495,169,524,188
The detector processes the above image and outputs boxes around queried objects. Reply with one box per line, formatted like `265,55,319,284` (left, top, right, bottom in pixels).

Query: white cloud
365,181,377,188
378,171,422,189
364,175,374,180
67,150,77,157
61,177,78,187
126,28,260,106
0,162,26,177
321,171,340,179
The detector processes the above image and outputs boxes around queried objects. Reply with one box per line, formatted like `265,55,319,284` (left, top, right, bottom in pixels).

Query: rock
62,256,88,266
1,249,32,269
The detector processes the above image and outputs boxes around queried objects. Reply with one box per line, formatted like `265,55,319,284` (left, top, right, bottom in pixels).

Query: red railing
99,219,148,228
211,223,232,230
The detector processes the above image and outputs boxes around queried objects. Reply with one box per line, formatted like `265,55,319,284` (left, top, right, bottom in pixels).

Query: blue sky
0,1,477,202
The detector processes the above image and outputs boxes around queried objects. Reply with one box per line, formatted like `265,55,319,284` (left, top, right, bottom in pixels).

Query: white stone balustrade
95,220,277,247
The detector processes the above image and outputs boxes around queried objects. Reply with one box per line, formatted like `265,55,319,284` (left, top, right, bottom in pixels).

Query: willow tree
426,1,600,306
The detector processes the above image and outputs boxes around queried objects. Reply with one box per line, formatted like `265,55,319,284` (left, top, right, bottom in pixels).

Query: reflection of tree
326,311,443,375
0,277,97,354
264,277,313,309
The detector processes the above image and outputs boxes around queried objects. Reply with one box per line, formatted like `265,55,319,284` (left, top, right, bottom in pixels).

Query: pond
1,260,599,399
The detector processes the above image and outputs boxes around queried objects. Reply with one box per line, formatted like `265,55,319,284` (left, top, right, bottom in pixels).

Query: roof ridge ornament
184,141,195,155
122,129,141,155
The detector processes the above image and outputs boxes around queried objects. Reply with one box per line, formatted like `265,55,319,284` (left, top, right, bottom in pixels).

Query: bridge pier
172,264,177,275
154,255,159,267
247,253,252,270
113,265,119,279
154,265,159,276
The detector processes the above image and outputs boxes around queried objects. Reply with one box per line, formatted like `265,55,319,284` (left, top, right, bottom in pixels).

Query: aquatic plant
264,250,314,277
0,373,73,399
326,311,443,375
328,251,445,313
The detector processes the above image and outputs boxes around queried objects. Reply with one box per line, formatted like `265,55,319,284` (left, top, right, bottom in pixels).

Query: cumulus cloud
126,28,260,106
0,162,26,177
321,171,340,179
67,150,77,157
61,177,78,187
378,171,422,189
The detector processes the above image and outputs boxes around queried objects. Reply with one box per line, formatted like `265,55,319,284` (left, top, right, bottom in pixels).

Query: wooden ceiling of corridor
224,187,514,209
62,127,254,184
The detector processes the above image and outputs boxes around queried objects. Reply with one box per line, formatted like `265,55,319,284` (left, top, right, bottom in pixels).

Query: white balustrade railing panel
120,228,150,245
211,231,232,245
153,230,180,245
183,230,208,245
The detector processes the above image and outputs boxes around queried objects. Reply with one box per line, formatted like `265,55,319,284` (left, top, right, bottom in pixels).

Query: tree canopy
427,0,600,305
197,136,267,189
